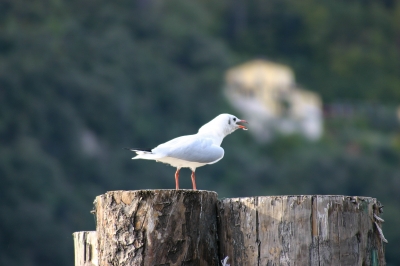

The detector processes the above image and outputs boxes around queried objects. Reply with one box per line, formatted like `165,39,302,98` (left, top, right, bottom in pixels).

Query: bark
93,190,219,266
217,195,386,266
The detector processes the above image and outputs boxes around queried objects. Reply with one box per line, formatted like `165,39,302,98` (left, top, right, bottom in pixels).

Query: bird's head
225,114,248,133
199,114,248,137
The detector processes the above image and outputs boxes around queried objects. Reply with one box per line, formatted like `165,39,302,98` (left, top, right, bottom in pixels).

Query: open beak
237,119,248,130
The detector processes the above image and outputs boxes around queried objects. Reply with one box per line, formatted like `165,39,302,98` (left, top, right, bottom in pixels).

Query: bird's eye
233,118,236,122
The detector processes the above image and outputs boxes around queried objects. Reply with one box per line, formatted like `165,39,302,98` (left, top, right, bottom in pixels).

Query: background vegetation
1,0,399,265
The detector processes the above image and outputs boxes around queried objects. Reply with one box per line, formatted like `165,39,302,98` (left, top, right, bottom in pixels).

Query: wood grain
218,195,386,266
73,231,98,266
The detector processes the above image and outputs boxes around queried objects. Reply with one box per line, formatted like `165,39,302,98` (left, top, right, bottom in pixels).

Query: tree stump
74,193,386,265
93,190,219,266
217,195,386,266
73,231,98,266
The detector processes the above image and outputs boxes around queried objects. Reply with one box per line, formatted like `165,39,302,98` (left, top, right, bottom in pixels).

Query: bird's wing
153,135,224,164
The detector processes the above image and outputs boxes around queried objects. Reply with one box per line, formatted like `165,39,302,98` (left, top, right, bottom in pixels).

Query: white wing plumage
153,135,224,164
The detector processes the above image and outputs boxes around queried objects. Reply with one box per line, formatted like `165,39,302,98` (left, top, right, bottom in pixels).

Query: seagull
125,114,248,190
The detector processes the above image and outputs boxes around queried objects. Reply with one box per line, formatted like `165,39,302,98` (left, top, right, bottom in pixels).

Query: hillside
0,0,399,265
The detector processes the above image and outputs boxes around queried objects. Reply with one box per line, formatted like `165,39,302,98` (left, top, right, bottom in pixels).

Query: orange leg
191,171,197,190
175,168,180,190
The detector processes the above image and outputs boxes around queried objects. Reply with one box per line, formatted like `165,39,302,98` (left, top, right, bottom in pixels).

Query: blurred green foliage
0,0,399,265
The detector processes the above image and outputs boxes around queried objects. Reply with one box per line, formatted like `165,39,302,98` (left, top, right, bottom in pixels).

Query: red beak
237,119,248,130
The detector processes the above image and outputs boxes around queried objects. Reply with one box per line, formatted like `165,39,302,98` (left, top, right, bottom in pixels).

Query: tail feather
124,147,152,152
124,147,164,160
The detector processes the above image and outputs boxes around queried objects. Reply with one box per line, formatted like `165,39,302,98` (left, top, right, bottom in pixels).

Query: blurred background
1,0,399,265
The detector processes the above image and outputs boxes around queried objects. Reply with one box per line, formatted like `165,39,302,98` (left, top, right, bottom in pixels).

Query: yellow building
226,60,294,116
224,59,323,141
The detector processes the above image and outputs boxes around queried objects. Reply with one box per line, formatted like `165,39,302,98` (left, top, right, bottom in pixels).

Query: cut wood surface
73,231,98,266
217,195,386,266
94,190,219,266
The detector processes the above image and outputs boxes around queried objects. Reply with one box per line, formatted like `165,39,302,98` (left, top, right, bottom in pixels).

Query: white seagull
126,114,248,190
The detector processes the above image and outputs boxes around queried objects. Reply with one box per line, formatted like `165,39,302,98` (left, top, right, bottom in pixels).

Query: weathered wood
93,190,219,266
73,231,98,266
218,195,386,266
74,193,386,265
283,196,313,264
